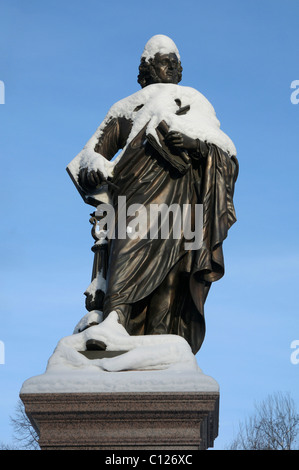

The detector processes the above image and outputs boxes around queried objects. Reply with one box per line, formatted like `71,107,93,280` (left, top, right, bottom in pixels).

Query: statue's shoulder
106,88,148,121
177,85,216,115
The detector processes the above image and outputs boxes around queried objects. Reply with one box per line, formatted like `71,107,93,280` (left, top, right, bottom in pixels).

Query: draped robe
69,84,238,354
91,121,238,354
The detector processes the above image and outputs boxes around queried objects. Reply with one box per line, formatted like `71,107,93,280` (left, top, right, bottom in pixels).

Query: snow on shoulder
20,312,219,394
67,83,236,191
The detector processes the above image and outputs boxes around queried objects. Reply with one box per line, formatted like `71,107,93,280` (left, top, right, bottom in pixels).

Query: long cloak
67,84,238,354
91,115,238,354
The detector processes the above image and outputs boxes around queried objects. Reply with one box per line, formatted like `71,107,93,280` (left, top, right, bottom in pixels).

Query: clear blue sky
0,0,298,450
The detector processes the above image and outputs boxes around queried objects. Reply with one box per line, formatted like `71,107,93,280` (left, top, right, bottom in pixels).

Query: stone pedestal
20,313,220,450
20,391,219,450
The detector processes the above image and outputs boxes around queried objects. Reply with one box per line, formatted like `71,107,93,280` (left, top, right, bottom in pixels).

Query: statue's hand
164,131,197,151
78,167,105,191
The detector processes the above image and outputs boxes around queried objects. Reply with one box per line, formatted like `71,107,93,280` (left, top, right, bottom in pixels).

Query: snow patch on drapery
67,83,236,185
84,270,106,298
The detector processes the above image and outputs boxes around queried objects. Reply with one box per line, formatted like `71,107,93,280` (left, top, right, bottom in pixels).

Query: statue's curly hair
137,56,183,88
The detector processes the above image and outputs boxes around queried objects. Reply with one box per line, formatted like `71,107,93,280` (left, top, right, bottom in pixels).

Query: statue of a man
68,35,238,354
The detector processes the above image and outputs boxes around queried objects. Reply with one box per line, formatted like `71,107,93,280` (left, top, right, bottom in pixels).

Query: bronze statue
67,35,238,354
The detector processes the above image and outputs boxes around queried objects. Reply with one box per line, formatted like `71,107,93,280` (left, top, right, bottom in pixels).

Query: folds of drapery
98,118,238,354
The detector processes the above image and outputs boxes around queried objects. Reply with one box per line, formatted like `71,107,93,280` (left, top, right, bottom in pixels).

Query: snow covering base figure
67,35,238,355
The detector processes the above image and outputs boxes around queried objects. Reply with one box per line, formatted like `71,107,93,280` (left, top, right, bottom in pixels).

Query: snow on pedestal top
20,312,219,394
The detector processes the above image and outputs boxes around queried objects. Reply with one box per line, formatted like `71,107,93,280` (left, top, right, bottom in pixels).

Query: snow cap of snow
141,35,180,62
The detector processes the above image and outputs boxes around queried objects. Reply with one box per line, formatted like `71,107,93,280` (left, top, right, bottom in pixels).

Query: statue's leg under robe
111,257,183,337
144,259,181,335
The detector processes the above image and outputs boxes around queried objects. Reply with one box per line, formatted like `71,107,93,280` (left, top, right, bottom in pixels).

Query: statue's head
138,35,183,88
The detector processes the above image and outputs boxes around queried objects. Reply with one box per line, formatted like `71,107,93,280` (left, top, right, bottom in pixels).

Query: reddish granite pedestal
20,391,219,450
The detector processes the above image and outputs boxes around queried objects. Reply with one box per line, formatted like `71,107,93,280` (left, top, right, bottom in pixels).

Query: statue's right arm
78,117,133,191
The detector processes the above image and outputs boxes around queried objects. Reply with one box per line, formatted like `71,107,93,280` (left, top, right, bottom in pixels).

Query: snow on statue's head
137,34,183,88
141,34,181,63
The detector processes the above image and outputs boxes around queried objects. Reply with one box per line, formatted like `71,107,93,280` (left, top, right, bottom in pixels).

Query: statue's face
152,53,180,84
